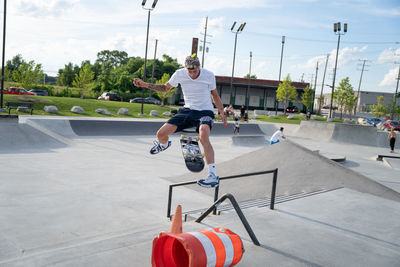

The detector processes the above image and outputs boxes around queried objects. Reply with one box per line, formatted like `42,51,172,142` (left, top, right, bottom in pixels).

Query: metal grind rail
167,169,278,219
180,187,344,218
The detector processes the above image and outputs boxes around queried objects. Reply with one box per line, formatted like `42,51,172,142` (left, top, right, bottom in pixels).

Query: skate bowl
57,119,265,137
296,120,399,148
230,135,267,146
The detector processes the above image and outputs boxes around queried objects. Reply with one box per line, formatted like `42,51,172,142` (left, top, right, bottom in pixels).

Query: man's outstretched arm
133,78,172,92
211,89,228,128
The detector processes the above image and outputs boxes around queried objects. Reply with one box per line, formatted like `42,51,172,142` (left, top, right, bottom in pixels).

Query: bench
376,154,400,161
6,102,34,115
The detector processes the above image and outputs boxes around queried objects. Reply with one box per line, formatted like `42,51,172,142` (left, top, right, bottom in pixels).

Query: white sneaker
150,140,171,155
197,173,219,188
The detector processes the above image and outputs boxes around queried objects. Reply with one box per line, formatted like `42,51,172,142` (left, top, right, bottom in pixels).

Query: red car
4,87,35,95
382,120,400,131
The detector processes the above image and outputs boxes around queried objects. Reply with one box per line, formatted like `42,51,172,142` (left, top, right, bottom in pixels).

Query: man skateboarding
133,54,227,188
270,127,286,145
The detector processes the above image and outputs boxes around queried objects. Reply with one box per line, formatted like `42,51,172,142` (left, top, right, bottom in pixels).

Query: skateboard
180,134,205,172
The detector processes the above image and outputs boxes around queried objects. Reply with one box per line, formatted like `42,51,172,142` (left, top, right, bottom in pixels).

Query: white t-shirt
168,68,216,111
270,130,284,142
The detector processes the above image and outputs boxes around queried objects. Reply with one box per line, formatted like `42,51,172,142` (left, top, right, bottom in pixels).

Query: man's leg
156,123,178,144
197,124,219,188
199,124,214,164
150,123,177,154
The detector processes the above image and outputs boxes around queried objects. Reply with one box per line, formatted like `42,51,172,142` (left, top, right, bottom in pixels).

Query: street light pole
0,0,7,109
247,51,252,112
276,36,285,115
329,22,347,119
140,0,158,116
229,21,246,105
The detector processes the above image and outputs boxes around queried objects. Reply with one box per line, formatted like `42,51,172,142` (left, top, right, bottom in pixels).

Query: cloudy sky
3,0,400,93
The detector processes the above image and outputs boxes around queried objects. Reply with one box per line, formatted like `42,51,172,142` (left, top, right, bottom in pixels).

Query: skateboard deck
180,134,205,172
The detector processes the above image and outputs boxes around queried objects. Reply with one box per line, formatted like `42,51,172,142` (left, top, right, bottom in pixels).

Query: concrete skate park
0,115,399,266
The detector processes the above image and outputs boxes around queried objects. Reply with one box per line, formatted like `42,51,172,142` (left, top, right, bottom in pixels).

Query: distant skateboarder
133,54,227,188
270,127,286,145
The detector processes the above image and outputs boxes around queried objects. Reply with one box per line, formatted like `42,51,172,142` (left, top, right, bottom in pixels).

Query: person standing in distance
388,127,397,153
270,127,286,145
133,54,227,188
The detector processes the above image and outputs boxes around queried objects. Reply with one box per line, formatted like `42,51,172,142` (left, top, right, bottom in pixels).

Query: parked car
130,98,145,103
98,92,121,101
4,87,35,95
322,104,338,110
145,97,160,105
28,89,48,96
381,120,400,131
285,106,298,113
365,118,381,127
130,97,160,105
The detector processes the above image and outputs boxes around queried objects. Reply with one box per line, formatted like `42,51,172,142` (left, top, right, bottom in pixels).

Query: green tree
343,89,358,120
276,75,298,115
72,64,95,97
6,54,24,80
244,74,257,79
334,77,353,119
301,85,315,113
155,73,176,105
57,62,79,86
96,50,128,68
371,96,387,119
11,60,43,89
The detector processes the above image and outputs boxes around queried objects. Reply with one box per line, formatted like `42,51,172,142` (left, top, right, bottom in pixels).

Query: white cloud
10,0,80,17
197,17,225,38
155,0,270,14
379,67,399,87
377,48,400,64
365,7,400,17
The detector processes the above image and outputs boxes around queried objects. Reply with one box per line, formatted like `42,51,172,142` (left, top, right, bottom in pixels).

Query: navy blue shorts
167,108,215,133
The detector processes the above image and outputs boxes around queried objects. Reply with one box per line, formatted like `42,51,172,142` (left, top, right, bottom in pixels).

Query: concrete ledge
0,114,19,124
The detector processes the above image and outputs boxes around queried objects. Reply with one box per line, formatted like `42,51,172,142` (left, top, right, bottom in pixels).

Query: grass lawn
0,95,175,118
255,114,306,124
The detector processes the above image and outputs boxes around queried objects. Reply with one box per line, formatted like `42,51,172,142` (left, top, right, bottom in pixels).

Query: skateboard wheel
181,134,184,139
196,136,200,141
184,152,189,157
202,153,205,157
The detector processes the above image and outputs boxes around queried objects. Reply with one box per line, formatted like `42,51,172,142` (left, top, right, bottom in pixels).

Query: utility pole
275,36,285,115
312,61,319,113
318,54,329,115
247,51,252,112
354,59,369,115
201,16,209,68
390,64,400,120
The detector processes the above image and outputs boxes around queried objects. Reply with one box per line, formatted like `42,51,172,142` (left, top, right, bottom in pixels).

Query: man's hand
133,78,147,88
221,113,228,128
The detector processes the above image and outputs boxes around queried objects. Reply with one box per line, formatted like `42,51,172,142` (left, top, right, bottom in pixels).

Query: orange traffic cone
152,205,244,267
169,205,182,234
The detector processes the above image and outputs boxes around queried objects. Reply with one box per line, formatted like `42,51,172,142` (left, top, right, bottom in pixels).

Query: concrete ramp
296,120,399,148
68,119,265,137
165,140,400,203
230,135,266,146
0,117,69,153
